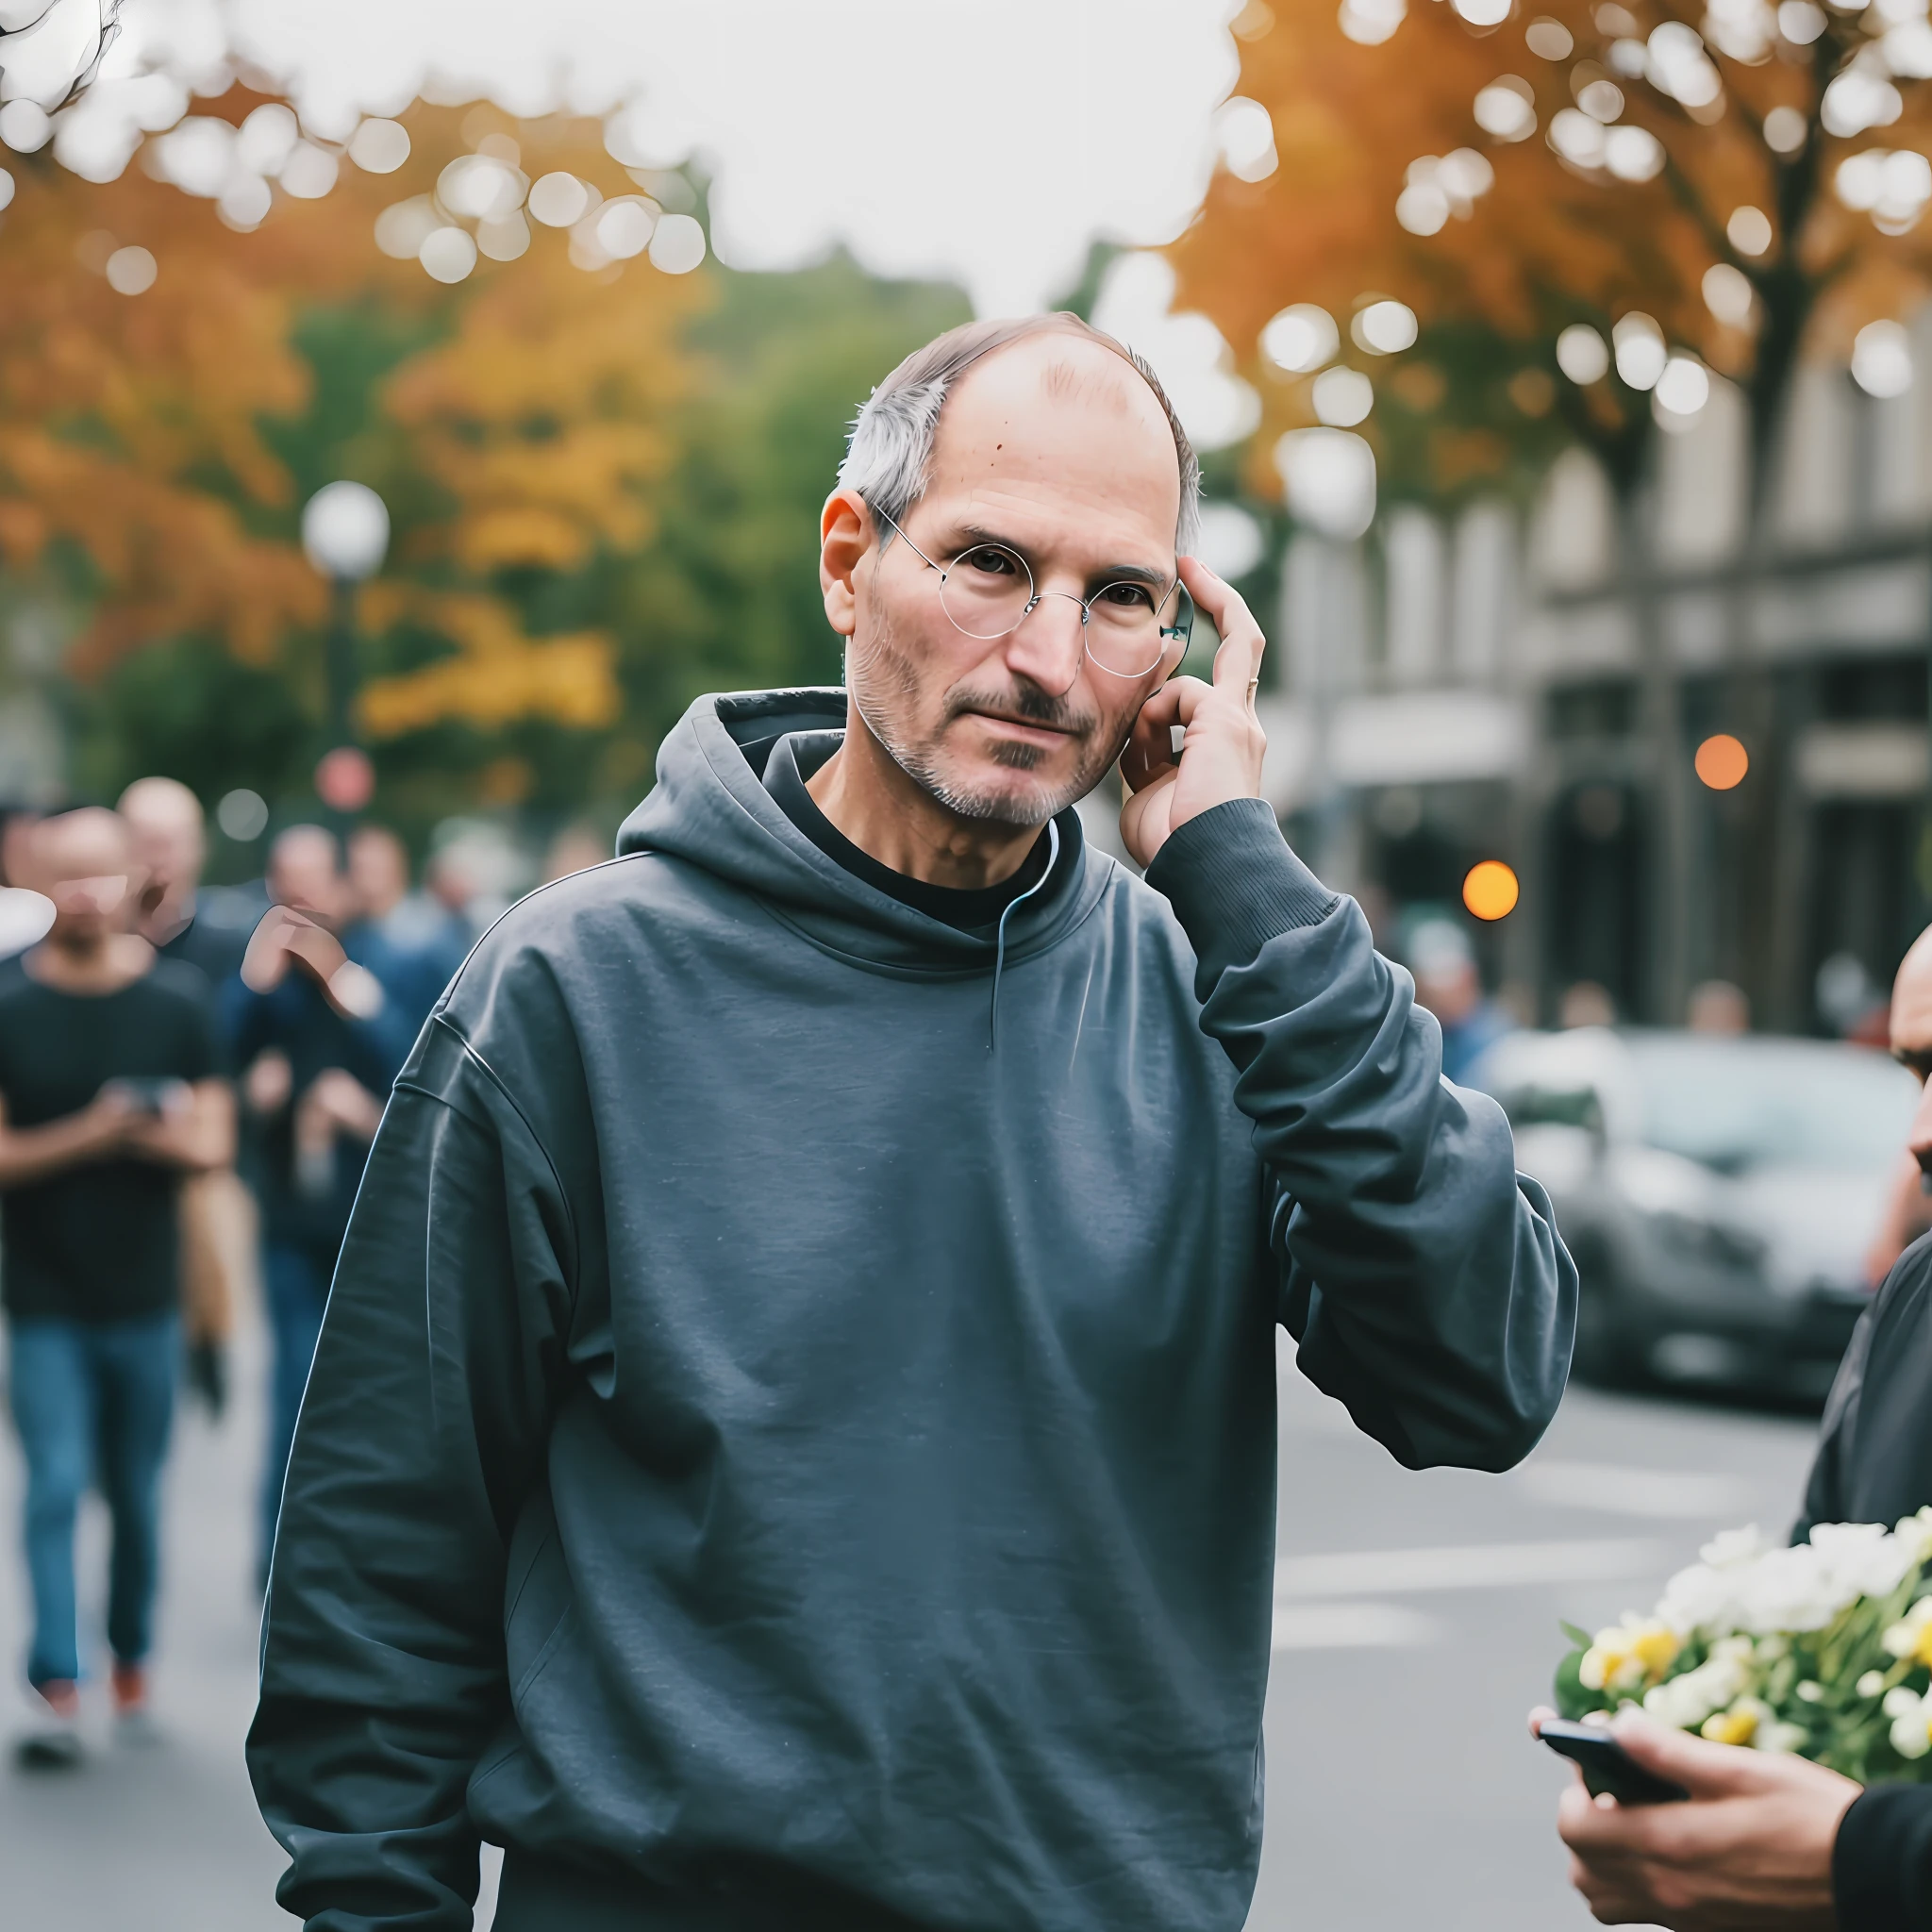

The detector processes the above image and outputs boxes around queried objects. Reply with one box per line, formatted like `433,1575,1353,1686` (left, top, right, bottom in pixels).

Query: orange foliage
1174,0,1932,481
0,96,706,738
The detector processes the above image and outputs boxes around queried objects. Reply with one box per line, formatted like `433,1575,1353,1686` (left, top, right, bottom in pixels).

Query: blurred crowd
0,783,607,1763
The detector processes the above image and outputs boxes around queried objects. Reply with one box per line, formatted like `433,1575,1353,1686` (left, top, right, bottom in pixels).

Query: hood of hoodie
617,688,1113,976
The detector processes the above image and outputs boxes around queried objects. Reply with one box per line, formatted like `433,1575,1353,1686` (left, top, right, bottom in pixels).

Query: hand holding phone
1538,1717,1690,1806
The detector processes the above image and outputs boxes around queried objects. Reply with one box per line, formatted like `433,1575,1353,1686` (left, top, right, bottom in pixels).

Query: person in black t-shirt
0,808,233,1766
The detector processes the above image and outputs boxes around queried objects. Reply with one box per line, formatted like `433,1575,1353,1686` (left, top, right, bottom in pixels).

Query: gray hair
837,312,1202,557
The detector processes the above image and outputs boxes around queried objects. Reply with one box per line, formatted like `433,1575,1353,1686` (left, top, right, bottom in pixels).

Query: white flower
1702,1524,1773,1569
1883,1597,1932,1664
1859,1671,1889,1699
1896,1508,1932,1568
1890,1688,1932,1760
1796,1679,1824,1703
1645,1649,1753,1731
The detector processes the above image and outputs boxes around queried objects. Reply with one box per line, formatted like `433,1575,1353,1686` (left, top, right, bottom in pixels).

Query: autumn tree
1174,0,1932,1017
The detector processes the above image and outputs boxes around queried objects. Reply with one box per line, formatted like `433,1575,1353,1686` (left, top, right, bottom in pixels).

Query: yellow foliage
356,585,619,738
0,96,706,743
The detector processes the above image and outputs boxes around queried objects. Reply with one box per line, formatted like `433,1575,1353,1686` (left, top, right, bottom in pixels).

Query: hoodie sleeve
246,1008,576,1931
1144,798,1576,1473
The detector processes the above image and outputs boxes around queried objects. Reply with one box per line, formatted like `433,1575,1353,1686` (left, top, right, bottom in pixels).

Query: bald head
269,824,344,925
31,808,138,952
119,775,205,910
1893,925,1932,1064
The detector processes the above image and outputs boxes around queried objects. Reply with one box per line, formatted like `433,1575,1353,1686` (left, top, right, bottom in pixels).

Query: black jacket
1798,1233,1932,1541
1801,1233,1932,1929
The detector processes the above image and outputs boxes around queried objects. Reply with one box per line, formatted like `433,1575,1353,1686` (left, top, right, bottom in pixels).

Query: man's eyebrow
943,524,1172,589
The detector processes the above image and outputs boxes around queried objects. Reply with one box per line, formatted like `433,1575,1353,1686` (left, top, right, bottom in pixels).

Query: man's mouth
962,707,1080,746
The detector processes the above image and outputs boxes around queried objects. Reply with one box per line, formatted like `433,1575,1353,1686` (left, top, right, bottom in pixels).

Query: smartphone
1539,1718,1689,1806
111,1076,183,1116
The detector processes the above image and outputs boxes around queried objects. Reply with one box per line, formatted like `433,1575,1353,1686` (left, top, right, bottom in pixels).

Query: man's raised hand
1119,556,1268,871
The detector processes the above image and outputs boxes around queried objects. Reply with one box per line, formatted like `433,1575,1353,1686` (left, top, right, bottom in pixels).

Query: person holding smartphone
248,314,1574,1931
0,808,233,1765
1533,1703,1928,1930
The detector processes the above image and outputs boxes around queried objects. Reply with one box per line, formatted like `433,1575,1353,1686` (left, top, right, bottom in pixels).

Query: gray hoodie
249,687,1575,1932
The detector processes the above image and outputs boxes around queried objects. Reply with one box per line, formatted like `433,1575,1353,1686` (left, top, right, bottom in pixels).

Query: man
118,775,258,991
1796,927,1932,1539
120,774,258,1414
0,808,232,1763
231,825,411,1585
1864,924,1932,1285
1543,928,1932,1930
343,823,469,1038
249,314,1574,1929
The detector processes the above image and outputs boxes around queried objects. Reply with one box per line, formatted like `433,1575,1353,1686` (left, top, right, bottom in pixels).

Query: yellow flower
1581,1619,1682,1694
1701,1706,1759,1746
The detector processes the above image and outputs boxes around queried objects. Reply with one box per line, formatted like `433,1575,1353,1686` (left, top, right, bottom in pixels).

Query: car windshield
1628,1036,1918,1174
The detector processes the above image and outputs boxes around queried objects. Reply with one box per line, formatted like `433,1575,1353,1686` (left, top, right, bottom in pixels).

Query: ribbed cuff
1835,1784,1930,1932
1143,797,1337,978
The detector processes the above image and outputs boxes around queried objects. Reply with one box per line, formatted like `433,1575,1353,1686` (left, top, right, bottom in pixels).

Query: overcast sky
118,0,1245,318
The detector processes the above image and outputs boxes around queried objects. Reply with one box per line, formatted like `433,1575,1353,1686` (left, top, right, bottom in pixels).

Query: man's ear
820,490,872,640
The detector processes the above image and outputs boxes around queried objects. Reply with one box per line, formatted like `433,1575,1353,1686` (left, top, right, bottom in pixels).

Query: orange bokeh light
1694,733,1749,791
1463,859,1520,922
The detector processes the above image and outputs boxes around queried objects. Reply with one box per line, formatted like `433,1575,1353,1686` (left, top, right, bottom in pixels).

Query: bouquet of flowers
1555,1509,1932,1783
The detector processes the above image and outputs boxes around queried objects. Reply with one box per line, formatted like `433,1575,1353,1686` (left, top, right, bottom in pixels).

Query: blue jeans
260,1242,330,1583
7,1313,179,1688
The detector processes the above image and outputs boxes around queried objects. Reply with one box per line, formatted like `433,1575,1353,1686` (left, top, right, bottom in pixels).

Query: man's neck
26,931,151,993
806,705,1043,891
142,886,197,947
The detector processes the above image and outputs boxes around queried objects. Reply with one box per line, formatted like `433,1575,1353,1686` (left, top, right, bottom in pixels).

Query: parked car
1479,1027,1920,1398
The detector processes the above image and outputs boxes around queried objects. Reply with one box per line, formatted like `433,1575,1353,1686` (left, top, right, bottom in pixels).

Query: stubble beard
848,605,1126,829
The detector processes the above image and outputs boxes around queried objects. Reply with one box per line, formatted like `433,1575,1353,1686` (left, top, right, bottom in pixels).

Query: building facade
1261,332,1932,1034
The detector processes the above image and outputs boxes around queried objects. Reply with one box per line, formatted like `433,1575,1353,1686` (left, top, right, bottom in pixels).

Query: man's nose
1909,1082,1932,1173
1003,592,1086,696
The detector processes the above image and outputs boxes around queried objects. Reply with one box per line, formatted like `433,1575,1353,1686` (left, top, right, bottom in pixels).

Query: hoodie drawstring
989,819,1060,1054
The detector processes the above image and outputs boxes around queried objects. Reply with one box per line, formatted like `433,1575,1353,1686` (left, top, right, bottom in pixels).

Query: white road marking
1274,1538,1670,1600
1512,1460,1760,1520
1271,1601,1441,1651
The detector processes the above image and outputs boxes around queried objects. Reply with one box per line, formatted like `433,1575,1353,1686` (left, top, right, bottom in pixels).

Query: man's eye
1096,582,1157,611
960,546,1021,578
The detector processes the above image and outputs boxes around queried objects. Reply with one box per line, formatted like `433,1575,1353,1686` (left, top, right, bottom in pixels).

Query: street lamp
301,481,389,817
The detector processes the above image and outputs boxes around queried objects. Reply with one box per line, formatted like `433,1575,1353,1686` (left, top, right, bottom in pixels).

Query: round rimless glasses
871,505,1193,679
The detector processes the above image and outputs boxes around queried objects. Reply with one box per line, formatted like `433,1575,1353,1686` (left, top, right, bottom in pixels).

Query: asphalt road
0,1321,1821,1931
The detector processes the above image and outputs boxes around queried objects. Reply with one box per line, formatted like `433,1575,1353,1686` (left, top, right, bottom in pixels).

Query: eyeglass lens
938,544,1187,676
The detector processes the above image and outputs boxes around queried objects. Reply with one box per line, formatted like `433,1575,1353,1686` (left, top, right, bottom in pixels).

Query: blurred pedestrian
1409,916,1514,1083
250,314,1573,1928
344,824,468,1038
120,776,258,1416
231,825,410,1588
541,822,608,883
1686,977,1749,1035
119,776,256,989
0,808,232,1764
1559,979,1618,1029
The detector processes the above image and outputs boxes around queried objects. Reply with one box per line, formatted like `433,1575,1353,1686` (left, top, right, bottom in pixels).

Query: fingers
1607,1711,1768,1797
1122,676,1211,794
1528,1706,1557,1740
1178,555,1266,696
